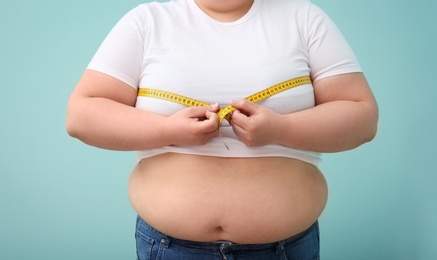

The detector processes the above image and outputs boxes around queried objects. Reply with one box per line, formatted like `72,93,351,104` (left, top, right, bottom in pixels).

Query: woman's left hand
230,100,282,147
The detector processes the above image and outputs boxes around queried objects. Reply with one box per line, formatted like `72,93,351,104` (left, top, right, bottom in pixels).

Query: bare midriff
128,153,328,244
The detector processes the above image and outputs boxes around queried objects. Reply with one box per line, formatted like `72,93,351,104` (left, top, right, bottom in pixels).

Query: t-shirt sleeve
87,7,145,89
305,3,362,81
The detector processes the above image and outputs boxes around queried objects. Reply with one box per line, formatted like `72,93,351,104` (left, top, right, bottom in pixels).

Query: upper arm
313,72,378,108
72,6,145,106
69,69,138,107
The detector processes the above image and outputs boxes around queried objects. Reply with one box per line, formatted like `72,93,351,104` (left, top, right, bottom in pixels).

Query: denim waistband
136,215,317,253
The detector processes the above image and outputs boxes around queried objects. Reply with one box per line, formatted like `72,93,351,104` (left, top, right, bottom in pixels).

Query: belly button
214,226,225,238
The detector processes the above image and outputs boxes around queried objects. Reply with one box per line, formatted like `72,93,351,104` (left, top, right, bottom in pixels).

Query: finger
231,119,245,135
231,99,259,116
190,103,220,118
206,102,220,112
230,109,249,130
206,110,218,120
199,110,219,132
231,119,254,146
186,106,213,118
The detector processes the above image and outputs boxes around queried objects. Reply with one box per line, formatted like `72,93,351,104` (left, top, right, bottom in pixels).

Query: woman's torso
128,153,327,244
135,0,319,162
129,1,327,244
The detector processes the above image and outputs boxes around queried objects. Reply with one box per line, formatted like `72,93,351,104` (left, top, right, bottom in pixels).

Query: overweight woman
66,0,378,259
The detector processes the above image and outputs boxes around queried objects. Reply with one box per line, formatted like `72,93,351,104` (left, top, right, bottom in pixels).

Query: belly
128,153,327,244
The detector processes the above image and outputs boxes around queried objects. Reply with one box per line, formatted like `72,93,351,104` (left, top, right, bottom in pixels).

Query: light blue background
1,0,436,259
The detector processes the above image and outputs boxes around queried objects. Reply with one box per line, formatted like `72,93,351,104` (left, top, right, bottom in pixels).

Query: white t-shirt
88,0,362,166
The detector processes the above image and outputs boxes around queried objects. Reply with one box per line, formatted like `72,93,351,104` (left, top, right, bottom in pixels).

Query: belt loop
276,240,285,255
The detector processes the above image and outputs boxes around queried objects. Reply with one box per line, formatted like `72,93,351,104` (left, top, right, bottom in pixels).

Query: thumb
231,99,258,116
186,106,211,118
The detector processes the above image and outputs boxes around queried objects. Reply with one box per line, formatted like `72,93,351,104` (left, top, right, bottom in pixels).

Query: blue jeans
135,216,320,260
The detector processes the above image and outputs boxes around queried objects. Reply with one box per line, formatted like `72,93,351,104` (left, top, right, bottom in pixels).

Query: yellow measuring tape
138,75,312,128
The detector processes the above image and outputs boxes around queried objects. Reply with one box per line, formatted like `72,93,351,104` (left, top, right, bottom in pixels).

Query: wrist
159,116,177,146
273,114,292,146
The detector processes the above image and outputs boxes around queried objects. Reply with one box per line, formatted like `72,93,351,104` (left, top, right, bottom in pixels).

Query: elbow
367,102,379,141
363,123,378,144
66,95,79,138
65,102,85,140
369,116,379,141
65,93,93,141
347,102,379,150
360,105,379,145
65,112,80,139
344,123,377,152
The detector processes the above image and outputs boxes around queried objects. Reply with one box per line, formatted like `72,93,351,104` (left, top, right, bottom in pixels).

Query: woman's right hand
164,104,220,146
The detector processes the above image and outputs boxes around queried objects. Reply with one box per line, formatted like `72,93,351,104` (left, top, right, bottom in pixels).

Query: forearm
277,100,378,153
66,97,170,151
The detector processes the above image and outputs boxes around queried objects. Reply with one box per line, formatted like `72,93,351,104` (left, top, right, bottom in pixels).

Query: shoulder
260,0,311,11
258,0,321,25
108,0,187,36
262,0,328,18
119,0,190,29
127,0,188,18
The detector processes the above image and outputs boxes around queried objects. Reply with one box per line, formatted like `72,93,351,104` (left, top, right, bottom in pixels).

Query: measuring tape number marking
138,75,311,128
